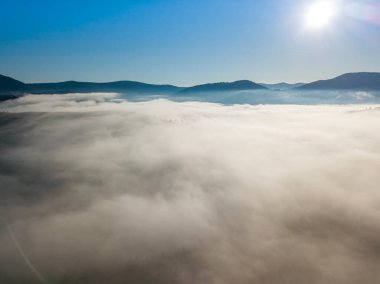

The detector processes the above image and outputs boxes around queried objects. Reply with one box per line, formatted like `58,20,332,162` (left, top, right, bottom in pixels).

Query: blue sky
0,0,379,85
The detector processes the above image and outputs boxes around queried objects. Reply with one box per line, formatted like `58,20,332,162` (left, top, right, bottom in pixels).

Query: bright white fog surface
1,94,380,284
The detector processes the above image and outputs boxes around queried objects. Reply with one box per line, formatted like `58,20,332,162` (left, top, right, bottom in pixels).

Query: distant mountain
259,82,304,91
0,74,29,101
0,75,183,100
28,81,183,94
2,72,380,103
0,74,27,92
299,72,380,90
179,80,267,94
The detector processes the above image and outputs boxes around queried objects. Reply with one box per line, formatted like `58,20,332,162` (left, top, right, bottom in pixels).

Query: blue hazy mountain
178,80,267,94
0,74,29,100
28,80,183,94
298,72,380,90
0,74,28,92
1,73,380,104
259,82,304,90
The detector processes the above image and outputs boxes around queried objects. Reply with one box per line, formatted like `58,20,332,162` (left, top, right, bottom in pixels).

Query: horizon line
2,70,380,87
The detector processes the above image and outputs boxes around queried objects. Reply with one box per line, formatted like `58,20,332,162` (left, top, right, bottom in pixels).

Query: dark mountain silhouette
178,80,267,94
0,74,30,101
259,82,304,91
0,75,184,100
1,72,380,103
298,72,380,90
28,81,183,94
0,74,28,92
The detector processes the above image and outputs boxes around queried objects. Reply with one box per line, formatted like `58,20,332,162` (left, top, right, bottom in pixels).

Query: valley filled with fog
118,89,380,105
1,94,380,284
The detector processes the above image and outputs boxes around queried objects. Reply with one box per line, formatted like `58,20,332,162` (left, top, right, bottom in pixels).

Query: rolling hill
298,72,380,90
1,72,380,103
0,74,30,101
28,81,183,94
178,80,267,94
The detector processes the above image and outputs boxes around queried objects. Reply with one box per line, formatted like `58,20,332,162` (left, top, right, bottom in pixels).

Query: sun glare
305,1,337,30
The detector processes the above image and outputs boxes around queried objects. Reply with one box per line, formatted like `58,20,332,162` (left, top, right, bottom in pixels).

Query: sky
0,0,379,85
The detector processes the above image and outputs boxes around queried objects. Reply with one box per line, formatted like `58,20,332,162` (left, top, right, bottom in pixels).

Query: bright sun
305,1,337,30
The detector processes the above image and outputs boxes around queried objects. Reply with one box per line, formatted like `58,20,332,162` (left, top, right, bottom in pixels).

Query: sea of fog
118,89,380,105
1,93,380,284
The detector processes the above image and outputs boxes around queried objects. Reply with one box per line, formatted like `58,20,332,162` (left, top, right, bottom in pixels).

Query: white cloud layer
1,94,380,284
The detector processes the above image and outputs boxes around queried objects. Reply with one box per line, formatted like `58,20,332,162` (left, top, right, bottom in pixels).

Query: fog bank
1,94,380,284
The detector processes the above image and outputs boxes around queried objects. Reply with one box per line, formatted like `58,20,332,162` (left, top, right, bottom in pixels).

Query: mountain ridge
298,72,380,90
0,74,29,93
1,72,380,102
259,82,305,90
28,80,183,94
178,80,267,94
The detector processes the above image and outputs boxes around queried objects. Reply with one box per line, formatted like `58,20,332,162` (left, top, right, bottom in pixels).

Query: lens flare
346,1,380,26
